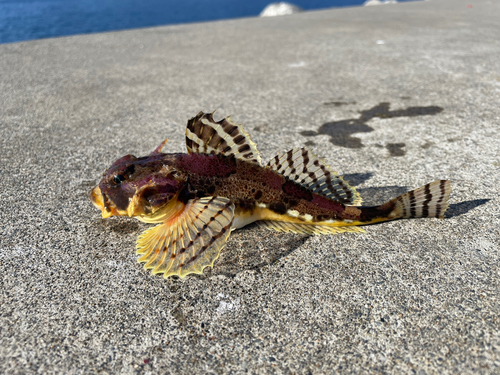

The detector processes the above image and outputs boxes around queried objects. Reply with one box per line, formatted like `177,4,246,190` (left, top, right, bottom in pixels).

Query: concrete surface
1,0,499,373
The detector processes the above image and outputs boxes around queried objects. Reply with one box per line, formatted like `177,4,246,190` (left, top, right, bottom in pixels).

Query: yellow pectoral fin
136,196,235,278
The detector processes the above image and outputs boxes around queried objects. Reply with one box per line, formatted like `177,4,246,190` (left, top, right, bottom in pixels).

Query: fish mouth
89,186,113,218
90,185,144,218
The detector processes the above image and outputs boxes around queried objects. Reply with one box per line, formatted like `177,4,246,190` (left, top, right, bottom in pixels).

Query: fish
90,111,451,279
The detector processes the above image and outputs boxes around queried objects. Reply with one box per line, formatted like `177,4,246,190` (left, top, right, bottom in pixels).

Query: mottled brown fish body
171,153,397,225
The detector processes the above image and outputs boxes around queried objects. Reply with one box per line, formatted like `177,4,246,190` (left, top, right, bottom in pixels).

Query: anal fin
257,220,365,235
136,196,235,278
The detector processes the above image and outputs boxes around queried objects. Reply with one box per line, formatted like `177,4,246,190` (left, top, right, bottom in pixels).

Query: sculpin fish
90,112,451,278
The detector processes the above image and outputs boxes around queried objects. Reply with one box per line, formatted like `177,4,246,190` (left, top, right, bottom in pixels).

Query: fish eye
113,174,126,184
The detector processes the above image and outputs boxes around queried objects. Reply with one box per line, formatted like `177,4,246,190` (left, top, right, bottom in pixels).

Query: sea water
0,0,412,44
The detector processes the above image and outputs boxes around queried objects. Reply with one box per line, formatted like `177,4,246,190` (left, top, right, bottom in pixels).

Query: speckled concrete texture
1,0,499,373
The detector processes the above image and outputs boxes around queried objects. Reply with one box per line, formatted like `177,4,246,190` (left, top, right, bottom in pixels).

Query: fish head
90,154,187,219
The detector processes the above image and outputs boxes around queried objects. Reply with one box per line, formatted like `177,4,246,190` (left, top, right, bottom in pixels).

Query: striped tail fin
390,180,451,219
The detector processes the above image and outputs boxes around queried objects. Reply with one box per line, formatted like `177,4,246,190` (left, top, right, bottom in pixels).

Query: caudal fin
391,180,451,219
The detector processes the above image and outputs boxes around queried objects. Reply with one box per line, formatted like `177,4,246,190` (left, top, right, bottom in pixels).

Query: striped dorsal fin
186,111,262,165
266,148,362,206
136,196,235,278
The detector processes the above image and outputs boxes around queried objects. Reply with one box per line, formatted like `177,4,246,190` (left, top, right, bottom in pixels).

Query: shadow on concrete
323,100,357,107
208,226,310,278
356,185,409,206
342,172,374,187
385,142,406,157
301,102,443,153
446,199,491,218
96,218,141,234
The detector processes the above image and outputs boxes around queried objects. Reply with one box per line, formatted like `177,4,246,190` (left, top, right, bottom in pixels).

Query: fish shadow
446,199,491,218
95,218,141,234
342,172,374,187
206,225,309,278
356,185,409,206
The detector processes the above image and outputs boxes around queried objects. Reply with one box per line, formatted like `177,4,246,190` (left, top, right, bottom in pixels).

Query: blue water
0,0,412,44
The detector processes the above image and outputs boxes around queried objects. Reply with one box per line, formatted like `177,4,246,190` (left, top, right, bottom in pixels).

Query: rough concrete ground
0,0,499,373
